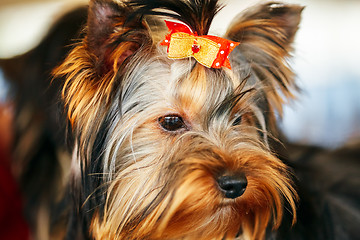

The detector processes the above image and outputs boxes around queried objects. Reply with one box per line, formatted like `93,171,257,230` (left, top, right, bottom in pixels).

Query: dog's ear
225,2,303,121
53,0,152,140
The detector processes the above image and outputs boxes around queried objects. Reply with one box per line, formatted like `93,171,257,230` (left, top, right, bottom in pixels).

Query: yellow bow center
167,32,220,68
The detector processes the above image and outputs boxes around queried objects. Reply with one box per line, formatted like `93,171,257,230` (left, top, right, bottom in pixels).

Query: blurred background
0,0,359,239
1,0,360,148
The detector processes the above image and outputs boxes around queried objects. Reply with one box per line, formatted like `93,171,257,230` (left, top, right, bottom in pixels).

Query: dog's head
54,0,303,239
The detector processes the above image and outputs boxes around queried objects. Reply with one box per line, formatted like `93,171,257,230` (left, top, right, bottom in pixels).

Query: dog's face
54,0,303,239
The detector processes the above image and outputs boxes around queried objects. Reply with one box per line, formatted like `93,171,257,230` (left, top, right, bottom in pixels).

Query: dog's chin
91,153,296,240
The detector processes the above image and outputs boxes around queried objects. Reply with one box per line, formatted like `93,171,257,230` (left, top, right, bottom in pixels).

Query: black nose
217,174,247,199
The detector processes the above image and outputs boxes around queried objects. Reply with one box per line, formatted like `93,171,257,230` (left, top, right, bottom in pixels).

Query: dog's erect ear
225,2,303,120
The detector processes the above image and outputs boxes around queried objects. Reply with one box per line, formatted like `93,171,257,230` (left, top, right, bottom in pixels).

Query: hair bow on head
160,20,239,69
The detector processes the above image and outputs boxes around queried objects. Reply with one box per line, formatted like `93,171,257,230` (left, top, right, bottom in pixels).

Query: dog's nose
217,174,247,199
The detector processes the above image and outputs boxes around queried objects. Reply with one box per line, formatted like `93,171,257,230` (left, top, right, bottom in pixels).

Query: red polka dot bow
160,21,240,69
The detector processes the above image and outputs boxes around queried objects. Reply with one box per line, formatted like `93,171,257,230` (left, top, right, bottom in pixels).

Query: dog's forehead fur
122,47,242,124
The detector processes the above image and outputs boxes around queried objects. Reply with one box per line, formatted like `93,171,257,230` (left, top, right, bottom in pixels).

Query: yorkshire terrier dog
52,0,304,239
2,0,307,239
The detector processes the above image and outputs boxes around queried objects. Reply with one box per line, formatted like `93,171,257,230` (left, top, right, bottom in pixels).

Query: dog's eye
158,115,187,132
232,114,242,126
